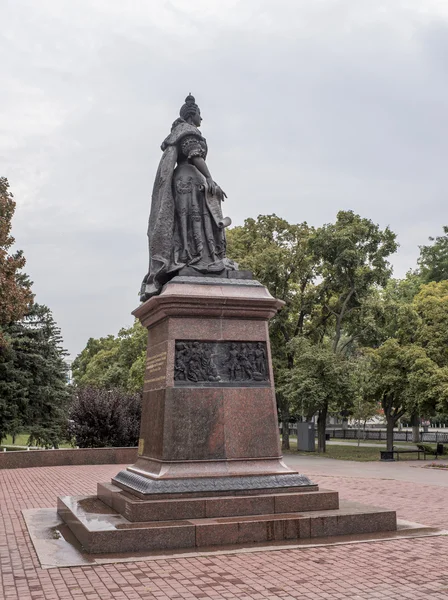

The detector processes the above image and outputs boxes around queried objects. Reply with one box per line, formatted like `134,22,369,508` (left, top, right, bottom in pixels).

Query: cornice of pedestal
133,279,285,329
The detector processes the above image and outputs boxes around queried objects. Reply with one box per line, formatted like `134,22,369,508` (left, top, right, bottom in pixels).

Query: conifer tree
0,177,33,346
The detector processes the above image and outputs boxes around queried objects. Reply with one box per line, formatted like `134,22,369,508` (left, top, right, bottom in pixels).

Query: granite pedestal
58,276,397,553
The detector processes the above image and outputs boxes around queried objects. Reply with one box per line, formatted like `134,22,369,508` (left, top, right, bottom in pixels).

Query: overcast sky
2,0,448,359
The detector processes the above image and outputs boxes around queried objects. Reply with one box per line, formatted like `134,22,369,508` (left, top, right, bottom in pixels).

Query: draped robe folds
140,120,236,300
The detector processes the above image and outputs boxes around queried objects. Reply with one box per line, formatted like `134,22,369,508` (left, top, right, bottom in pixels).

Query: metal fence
326,428,448,443
279,424,448,443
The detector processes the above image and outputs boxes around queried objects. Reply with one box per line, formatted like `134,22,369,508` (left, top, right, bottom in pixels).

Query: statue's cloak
140,120,203,299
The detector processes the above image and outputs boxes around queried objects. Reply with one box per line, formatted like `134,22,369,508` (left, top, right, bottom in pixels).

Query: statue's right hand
206,177,216,196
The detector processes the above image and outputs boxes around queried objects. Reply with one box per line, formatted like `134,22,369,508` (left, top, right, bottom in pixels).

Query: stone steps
57,494,397,554
97,482,339,521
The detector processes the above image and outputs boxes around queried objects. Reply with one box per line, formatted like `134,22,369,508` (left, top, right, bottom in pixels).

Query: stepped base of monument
97,482,335,521
57,485,397,554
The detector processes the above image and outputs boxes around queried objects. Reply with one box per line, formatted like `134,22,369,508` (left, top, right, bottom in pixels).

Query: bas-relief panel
174,340,270,387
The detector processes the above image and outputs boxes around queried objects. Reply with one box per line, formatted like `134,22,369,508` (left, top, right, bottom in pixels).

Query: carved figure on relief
175,341,221,383
174,342,188,380
254,343,267,377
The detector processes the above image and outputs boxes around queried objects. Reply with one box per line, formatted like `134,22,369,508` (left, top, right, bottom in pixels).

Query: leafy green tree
347,273,422,351
280,337,355,451
309,210,398,350
0,177,33,347
350,358,381,445
72,321,147,392
418,226,448,283
228,212,397,452
128,351,146,392
412,281,448,367
353,277,448,443
307,210,398,449
71,335,116,382
365,340,448,451
227,215,317,449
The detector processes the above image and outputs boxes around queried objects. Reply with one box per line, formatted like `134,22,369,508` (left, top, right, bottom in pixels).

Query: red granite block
162,387,226,460
147,319,168,347
88,523,196,554
237,520,270,543
205,495,275,518
283,516,311,539
98,484,207,521
220,319,269,341
310,515,340,538
138,388,165,459
223,387,280,459
168,317,223,341
274,490,339,513
336,511,396,535
195,522,239,547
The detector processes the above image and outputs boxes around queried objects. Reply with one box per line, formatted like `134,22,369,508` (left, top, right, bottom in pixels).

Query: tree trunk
281,406,290,451
411,413,420,443
386,417,395,452
317,405,328,453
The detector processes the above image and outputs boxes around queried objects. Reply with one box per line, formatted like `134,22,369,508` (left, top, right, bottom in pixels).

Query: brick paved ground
1,464,448,600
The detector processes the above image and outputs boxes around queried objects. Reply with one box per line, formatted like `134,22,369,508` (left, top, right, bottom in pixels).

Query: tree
307,210,398,450
352,278,448,443
69,387,141,448
0,177,33,347
71,335,116,382
418,226,448,283
350,358,381,446
227,212,398,452
72,321,147,392
227,215,317,449
365,340,448,451
279,337,355,452
346,274,422,351
412,281,448,368
0,303,71,447
0,339,28,442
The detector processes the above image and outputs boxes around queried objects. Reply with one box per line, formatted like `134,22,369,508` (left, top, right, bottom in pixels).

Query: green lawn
283,441,380,461
297,446,383,461
0,433,72,450
284,435,420,447
282,439,432,461
327,439,419,447
2,433,32,446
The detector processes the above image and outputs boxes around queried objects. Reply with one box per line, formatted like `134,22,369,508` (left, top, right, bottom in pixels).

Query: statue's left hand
216,186,227,201
206,177,217,196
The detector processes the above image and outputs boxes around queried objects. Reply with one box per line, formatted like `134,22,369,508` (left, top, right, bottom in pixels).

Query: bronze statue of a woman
140,94,237,301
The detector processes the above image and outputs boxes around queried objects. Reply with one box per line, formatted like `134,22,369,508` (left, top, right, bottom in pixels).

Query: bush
416,443,448,455
69,387,141,448
417,443,436,454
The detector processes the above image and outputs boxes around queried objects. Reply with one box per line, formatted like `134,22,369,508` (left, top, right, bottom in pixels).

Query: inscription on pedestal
174,341,270,387
144,350,167,390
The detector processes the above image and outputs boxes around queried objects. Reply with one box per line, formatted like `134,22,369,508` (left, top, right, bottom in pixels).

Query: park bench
380,448,423,461
381,443,445,461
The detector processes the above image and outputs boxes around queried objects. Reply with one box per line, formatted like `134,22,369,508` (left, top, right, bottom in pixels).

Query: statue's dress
140,119,235,300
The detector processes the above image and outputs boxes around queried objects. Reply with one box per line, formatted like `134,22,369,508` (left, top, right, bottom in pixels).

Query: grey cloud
2,0,448,358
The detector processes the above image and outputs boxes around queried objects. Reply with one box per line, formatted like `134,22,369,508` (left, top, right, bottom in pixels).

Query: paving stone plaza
1,457,448,600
